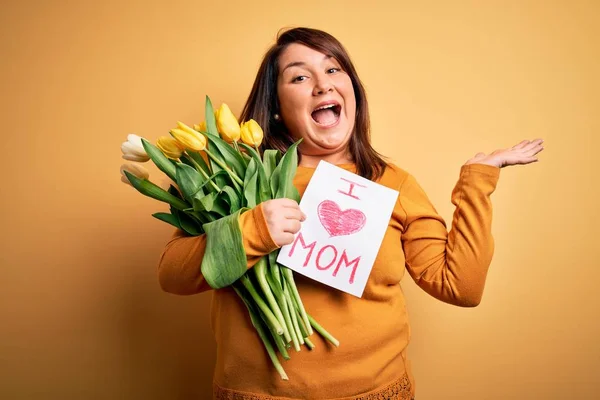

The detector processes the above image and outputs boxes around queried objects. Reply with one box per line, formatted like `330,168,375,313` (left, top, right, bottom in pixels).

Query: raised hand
262,198,307,247
464,139,544,168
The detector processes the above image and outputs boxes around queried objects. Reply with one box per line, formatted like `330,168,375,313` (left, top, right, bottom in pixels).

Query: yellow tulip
120,163,149,186
194,121,207,132
240,119,264,147
171,121,207,151
156,136,184,159
215,103,241,143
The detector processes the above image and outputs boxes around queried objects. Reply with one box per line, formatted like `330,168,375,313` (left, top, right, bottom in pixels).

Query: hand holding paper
277,161,398,297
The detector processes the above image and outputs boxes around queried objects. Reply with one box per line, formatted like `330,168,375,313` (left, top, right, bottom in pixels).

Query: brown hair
239,27,387,181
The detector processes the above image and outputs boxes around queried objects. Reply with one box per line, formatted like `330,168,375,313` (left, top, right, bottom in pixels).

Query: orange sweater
157,162,500,400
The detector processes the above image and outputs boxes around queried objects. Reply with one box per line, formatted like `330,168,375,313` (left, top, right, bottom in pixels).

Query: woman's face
277,43,356,165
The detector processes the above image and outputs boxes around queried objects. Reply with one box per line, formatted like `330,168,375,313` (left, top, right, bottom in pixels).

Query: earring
274,113,280,120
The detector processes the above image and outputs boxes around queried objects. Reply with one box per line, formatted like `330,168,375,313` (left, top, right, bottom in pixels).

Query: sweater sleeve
157,203,279,295
398,163,500,307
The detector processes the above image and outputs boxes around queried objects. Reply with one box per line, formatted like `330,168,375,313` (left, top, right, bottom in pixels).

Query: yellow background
1,0,598,399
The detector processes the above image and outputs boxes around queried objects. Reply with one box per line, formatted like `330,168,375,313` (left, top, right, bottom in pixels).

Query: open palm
465,139,544,168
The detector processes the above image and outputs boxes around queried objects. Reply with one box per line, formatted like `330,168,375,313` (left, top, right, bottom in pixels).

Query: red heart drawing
317,200,366,237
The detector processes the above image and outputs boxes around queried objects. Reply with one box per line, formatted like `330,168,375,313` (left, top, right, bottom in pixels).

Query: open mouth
311,103,342,127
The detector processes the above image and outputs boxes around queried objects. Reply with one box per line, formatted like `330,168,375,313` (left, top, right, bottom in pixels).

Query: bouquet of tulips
120,96,339,380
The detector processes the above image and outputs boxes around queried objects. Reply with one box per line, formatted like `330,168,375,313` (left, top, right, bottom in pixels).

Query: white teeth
314,104,337,111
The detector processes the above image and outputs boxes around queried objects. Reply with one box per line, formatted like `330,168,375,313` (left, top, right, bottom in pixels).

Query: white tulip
120,163,150,186
121,134,150,162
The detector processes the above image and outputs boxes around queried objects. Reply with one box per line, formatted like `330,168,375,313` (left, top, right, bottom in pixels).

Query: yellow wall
1,1,598,398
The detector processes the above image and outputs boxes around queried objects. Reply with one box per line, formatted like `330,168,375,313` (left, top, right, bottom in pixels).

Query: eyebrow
281,54,334,74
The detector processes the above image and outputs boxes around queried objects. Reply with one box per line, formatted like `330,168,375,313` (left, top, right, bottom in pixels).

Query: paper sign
277,161,398,297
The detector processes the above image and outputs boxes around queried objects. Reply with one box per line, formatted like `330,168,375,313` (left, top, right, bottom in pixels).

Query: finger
282,219,302,234
276,198,301,209
278,232,296,246
283,207,306,222
504,155,539,166
519,139,544,153
511,140,531,150
523,145,544,157
516,156,539,165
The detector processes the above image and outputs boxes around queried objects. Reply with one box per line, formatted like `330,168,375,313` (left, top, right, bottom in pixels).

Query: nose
312,75,333,96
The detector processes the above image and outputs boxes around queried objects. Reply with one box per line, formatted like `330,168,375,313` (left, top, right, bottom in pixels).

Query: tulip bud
120,163,150,186
121,134,150,162
215,103,241,143
240,119,264,147
171,121,207,151
194,121,207,132
156,136,184,159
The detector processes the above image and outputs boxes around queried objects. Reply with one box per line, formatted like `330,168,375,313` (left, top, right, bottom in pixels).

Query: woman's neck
298,150,353,168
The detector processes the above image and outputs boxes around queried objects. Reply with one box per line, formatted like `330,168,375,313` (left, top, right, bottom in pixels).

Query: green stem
285,279,304,346
255,258,290,342
283,283,301,351
233,285,288,380
266,270,295,348
240,275,283,335
308,313,339,347
257,325,288,381
294,305,309,338
267,320,290,361
304,336,315,350
233,141,249,167
269,253,282,286
282,267,312,335
204,148,244,186
186,153,221,192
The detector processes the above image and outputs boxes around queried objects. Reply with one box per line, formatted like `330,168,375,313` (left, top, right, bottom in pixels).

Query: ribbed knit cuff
460,163,501,178
239,203,279,256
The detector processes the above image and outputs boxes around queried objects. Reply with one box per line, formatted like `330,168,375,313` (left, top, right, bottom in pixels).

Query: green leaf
179,155,194,168
205,96,219,137
238,142,259,160
140,139,177,182
241,151,251,164
268,250,282,286
263,149,280,182
213,195,232,217
194,191,216,212
243,158,259,208
272,139,302,201
193,191,229,217
199,131,247,182
221,186,242,213
175,163,204,202
204,96,229,188
168,184,182,199
172,208,202,236
240,143,271,203
187,151,212,176
201,208,249,288
123,171,189,210
209,161,228,190
152,212,181,229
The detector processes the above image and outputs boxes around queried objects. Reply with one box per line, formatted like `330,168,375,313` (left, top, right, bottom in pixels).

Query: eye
292,75,308,83
326,67,340,74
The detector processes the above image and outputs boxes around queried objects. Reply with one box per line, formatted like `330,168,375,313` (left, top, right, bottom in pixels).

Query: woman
158,27,544,399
